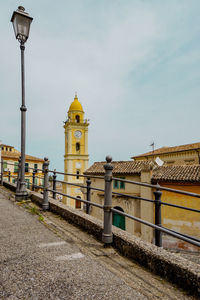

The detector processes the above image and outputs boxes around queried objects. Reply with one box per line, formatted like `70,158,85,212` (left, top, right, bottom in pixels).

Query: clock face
74,130,82,138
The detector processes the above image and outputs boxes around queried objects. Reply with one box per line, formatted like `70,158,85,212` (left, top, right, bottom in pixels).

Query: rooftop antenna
150,141,155,152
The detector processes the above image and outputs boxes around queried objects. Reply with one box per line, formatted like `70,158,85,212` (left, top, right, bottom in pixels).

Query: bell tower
63,93,89,208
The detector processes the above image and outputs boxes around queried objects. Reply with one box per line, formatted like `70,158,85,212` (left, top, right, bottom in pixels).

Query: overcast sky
1,0,200,172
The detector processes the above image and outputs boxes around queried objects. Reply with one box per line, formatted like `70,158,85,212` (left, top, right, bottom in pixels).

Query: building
152,164,200,250
1,144,44,189
132,142,200,165
84,160,200,250
84,160,154,243
63,93,89,208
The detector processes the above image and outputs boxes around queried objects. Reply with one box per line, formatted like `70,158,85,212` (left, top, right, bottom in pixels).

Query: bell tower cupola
68,92,84,123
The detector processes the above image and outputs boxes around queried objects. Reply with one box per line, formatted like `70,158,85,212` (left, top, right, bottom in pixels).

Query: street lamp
11,6,33,200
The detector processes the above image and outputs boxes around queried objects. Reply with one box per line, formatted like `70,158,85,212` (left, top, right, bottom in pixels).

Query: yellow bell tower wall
63,93,89,208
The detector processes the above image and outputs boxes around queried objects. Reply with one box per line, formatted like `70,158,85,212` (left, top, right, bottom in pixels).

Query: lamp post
11,6,33,200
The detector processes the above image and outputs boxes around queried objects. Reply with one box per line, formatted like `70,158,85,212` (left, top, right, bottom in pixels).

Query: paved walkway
0,187,196,300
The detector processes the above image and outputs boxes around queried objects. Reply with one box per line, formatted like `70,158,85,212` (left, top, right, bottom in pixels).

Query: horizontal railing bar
162,226,200,243
28,166,43,171
54,184,199,211
48,169,104,180
47,188,104,209
112,177,200,199
111,208,200,247
56,179,85,188
3,162,43,172
160,201,200,213
55,179,105,193
112,191,155,203
33,185,44,189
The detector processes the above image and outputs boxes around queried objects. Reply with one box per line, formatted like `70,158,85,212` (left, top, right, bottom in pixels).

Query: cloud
1,0,200,172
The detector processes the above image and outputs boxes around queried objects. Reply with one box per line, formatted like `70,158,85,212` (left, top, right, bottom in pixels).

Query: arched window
112,206,126,230
75,115,80,123
76,196,81,209
76,170,80,179
76,142,80,151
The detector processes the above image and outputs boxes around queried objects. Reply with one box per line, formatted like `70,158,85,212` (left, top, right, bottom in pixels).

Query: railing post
16,157,21,193
102,155,113,245
86,177,91,214
32,169,36,191
154,184,162,247
1,158,3,185
52,169,57,199
8,171,11,183
42,157,49,211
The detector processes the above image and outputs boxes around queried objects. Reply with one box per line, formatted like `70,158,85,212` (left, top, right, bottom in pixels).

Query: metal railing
0,156,200,249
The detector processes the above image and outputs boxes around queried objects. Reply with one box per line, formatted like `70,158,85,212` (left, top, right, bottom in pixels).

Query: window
120,178,125,189
113,177,125,189
76,196,81,209
3,161,7,171
9,148,12,151
76,170,80,179
75,115,80,123
25,163,29,172
14,162,18,173
113,179,119,189
76,143,80,151
34,163,38,172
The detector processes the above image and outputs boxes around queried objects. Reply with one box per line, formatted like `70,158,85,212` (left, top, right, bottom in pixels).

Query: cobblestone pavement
0,187,197,300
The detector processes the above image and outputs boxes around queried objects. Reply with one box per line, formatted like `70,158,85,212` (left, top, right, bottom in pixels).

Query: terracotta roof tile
85,161,200,183
152,165,200,183
132,142,200,158
1,144,14,148
84,160,153,175
2,151,44,162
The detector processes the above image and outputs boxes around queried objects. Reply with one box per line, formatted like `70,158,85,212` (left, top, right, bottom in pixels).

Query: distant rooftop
2,151,44,162
85,160,152,176
85,160,200,183
1,144,14,148
132,142,200,159
152,165,200,183
1,143,44,162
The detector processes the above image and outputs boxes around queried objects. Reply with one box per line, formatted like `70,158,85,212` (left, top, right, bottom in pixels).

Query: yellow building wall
161,183,200,238
134,150,199,165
